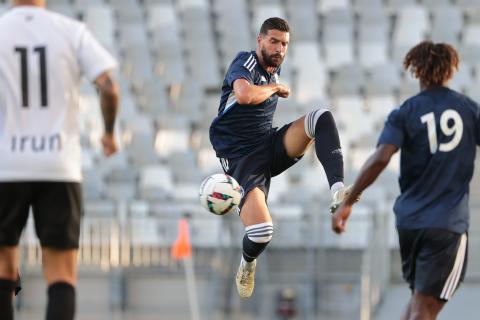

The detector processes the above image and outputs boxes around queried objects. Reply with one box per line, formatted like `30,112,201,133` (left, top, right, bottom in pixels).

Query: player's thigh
415,230,467,300
271,122,308,177
397,229,419,288
42,248,78,286
0,182,32,247
32,182,83,250
240,188,272,227
283,116,313,158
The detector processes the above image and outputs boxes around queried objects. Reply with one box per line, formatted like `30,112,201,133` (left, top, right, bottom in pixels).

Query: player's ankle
330,181,344,198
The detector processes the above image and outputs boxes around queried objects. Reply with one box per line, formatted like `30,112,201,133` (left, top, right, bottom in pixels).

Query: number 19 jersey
378,86,480,233
0,6,117,182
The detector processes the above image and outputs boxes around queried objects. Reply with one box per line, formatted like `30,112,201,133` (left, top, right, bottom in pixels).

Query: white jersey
0,6,117,182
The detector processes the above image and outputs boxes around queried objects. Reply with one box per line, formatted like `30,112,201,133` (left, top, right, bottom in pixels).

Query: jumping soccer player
210,17,349,298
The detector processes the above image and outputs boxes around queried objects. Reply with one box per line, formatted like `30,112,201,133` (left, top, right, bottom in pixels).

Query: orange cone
171,218,192,260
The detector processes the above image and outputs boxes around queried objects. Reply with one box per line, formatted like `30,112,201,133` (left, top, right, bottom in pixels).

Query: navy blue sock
242,234,270,262
0,278,16,320
314,111,344,187
46,282,75,320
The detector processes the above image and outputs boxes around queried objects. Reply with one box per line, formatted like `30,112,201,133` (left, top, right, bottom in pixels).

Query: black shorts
219,123,301,211
0,182,83,249
398,228,468,301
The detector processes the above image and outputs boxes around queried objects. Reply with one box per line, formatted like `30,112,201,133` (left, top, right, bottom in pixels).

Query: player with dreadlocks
332,41,479,319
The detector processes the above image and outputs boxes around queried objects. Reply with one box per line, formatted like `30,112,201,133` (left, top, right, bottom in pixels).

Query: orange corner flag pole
171,218,192,260
172,217,200,320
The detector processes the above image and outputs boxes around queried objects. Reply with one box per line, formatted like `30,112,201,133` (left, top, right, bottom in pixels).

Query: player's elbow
372,153,391,168
100,80,119,100
235,92,252,105
371,144,397,168
95,72,120,101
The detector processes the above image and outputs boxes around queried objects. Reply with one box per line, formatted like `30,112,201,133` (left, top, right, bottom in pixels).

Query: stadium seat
286,0,318,42
365,94,397,126
138,165,174,200
335,95,375,141
136,78,170,117
190,218,221,247
455,0,480,10
330,64,366,97
269,204,305,248
353,0,384,11
251,2,286,35
83,5,115,49
421,0,450,7
47,2,78,18
292,42,327,104
358,24,388,67
392,5,430,58
110,0,144,23
268,172,290,203
449,63,473,93
323,9,354,68
167,151,203,183
386,0,416,12
430,6,463,46
155,128,190,159
366,63,402,96
318,0,350,14
197,147,220,174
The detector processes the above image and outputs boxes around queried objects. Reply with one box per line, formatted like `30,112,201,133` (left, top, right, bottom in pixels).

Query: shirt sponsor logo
11,133,62,153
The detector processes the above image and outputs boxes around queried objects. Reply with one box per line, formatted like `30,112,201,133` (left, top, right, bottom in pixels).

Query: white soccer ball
199,174,243,215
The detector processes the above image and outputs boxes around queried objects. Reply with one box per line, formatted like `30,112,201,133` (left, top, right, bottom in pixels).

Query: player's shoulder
44,9,86,33
386,94,422,122
434,87,480,115
454,90,480,111
231,51,257,71
1,7,81,26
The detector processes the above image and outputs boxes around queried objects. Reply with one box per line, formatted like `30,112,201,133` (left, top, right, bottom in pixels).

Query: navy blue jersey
378,87,480,233
209,51,281,158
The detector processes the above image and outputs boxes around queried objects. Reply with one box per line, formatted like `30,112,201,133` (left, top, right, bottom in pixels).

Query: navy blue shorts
219,123,301,212
398,228,468,301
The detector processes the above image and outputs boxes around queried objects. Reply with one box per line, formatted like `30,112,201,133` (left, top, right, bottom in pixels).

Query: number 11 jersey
0,6,116,182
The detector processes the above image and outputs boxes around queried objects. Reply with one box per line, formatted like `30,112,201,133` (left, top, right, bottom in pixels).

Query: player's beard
261,47,283,68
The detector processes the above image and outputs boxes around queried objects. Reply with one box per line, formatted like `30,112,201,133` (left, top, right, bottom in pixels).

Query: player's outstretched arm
233,78,289,105
94,71,119,156
332,144,398,234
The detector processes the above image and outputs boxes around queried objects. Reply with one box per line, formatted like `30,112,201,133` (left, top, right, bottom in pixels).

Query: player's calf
0,278,16,320
236,222,274,298
304,108,344,192
242,222,274,262
46,282,76,320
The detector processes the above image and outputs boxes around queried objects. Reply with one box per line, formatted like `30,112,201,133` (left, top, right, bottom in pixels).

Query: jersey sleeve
377,108,406,148
77,26,117,82
225,54,255,87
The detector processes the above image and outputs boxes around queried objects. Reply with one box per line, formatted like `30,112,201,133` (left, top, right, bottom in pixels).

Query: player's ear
257,33,264,46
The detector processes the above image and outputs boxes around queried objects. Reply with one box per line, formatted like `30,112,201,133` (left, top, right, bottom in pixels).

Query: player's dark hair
403,41,459,87
260,17,290,35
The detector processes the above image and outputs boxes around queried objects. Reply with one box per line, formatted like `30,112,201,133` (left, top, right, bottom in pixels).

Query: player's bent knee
246,222,274,243
304,108,331,139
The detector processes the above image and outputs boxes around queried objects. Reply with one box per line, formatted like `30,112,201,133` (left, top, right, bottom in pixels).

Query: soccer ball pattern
199,174,243,215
